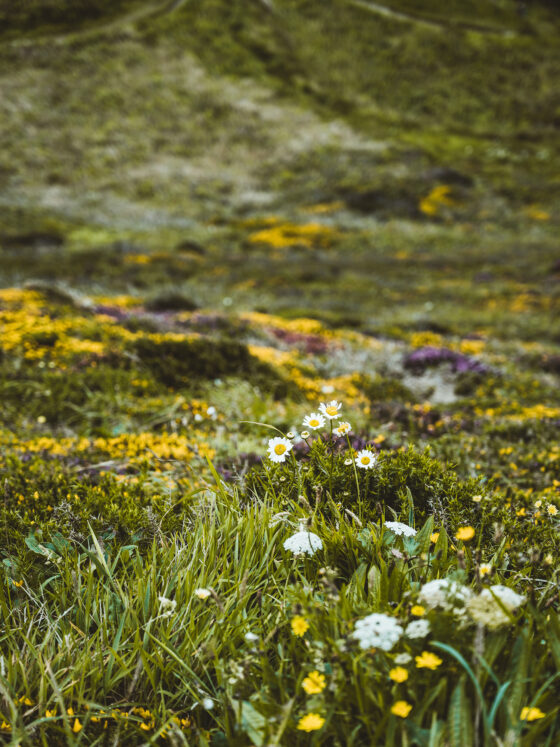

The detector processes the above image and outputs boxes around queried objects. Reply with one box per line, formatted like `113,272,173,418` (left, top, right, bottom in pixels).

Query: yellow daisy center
326,405,338,416
360,456,370,465
309,419,320,427
274,444,287,455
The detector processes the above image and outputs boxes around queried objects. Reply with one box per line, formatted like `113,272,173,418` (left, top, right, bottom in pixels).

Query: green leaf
240,701,267,747
448,676,472,747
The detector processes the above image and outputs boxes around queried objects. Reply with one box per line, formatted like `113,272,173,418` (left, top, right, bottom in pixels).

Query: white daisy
355,449,377,469
319,400,342,420
283,531,323,556
303,412,326,430
267,436,293,463
194,588,211,599
384,521,417,537
334,421,352,436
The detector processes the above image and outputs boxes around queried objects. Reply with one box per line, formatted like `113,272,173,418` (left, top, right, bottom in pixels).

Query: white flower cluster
158,596,177,618
405,619,430,639
418,578,472,615
467,585,526,630
283,531,323,556
352,613,403,651
384,521,417,537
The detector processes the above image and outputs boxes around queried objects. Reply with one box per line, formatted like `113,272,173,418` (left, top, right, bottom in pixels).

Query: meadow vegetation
0,0,559,744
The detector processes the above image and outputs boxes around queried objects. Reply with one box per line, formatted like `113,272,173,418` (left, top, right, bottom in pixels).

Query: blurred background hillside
0,0,559,338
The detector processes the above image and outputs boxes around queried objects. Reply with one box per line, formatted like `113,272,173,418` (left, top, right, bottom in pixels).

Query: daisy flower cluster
265,400,380,474
266,400,351,463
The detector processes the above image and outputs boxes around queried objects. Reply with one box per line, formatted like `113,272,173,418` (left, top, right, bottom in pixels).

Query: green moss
145,289,199,312
360,374,416,404
1,455,186,548
132,335,295,398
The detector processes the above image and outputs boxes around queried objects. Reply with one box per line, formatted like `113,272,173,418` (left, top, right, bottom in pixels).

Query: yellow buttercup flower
72,719,82,733
389,667,409,683
302,671,326,694
455,526,475,541
291,616,310,637
415,651,443,670
430,532,440,544
297,713,325,732
520,706,545,721
391,700,412,718
410,605,425,617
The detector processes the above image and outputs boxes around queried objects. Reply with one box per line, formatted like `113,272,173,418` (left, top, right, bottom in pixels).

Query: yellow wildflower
389,667,409,683
520,706,545,721
72,718,82,733
302,671,326,694
297,713,325,732
430,532,440,544
391,700,413,718
291,616,310,637
415,651,443,670
455,526,475,541
479,564,492,577
410,605,425,617
547,505,558,516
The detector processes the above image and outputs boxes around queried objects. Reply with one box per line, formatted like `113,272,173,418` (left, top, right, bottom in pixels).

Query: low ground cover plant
1,395,559,745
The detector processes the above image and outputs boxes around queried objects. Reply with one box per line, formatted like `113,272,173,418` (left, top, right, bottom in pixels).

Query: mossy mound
132,335,295,398
244,442,485,526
